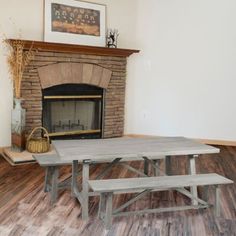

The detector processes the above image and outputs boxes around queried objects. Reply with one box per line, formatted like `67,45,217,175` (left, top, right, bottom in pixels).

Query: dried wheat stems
4,39,35,99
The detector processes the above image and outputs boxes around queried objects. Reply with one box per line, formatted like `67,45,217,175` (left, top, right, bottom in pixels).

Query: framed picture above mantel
44,0,106,46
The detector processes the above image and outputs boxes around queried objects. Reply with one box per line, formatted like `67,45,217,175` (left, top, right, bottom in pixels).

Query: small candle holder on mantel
106,29,119,48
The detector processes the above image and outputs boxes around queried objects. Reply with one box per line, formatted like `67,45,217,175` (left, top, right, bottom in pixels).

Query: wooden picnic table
52,136,220,220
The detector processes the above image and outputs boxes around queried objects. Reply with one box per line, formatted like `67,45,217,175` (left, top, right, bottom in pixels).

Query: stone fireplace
37,62,111,139
19,40,139,139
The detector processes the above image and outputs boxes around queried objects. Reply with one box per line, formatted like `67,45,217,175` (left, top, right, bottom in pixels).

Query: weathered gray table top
52,136,220,162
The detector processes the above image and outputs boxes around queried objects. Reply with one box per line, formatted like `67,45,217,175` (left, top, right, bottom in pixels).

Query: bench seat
89,173,232,193
89,174,233,230
33,154,71,166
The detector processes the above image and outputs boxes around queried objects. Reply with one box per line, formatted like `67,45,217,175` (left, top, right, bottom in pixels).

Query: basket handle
27,126,50,143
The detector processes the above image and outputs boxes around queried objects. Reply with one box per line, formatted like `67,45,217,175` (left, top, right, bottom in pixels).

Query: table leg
51,166,59,205
144,156,206,206
44,166,52,192
214,185,220,217
72,160,89,219
72,160,79,197
144,159,149,175
189,155,198,205
82,159,90,221
165,156,172,175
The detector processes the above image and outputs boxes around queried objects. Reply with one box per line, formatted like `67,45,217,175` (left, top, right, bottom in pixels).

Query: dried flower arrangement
4,39,35,99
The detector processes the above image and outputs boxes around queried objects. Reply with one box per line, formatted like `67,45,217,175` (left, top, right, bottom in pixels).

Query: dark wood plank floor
0,146,236,236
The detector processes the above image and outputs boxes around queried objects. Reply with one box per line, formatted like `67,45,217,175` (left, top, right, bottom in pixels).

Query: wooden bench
33,154,72,204
34,153,160,204
89,174,233,229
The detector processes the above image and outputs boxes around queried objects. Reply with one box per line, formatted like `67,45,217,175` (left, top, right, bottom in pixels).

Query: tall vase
11,98,26,152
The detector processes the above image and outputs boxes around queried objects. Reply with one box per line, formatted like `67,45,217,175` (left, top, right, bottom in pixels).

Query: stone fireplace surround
19,40,139,139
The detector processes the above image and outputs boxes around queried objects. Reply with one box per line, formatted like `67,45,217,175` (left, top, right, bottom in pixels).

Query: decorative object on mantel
26,127,50,153
44,0,106,46
4,39,36,152
106,29,119,48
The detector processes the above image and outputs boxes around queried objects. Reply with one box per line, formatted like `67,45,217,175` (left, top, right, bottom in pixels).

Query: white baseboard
125,134,236,146
196,138,236,147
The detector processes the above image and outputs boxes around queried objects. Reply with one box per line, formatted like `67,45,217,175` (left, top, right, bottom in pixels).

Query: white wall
0,0,44,147
125,0,236,142
0,0,137,147
1,0,236,146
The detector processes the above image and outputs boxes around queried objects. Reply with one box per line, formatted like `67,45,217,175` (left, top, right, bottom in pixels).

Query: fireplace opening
42,84,103,139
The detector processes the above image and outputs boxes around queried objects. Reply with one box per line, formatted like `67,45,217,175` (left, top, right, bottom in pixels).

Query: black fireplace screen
42,84,103,139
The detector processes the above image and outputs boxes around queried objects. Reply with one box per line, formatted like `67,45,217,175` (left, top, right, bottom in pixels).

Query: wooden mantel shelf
9,39,139,57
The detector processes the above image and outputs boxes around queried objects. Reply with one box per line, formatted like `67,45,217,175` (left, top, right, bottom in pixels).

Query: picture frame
44,0,106,46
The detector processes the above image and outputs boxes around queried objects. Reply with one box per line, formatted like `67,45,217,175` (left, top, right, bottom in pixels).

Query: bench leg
202,186,209,202
188,155,198,206
98,193,106,219
44,166,53,192
82,160,90,221
104,193,113,230
51,166,59,205
153,160,160,176
214,185,220,217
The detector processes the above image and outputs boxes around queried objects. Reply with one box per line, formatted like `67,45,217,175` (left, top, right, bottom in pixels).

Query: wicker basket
26,127,50,153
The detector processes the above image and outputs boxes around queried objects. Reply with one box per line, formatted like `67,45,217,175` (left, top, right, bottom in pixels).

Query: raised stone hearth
18,40,139,139
2,146,55,166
